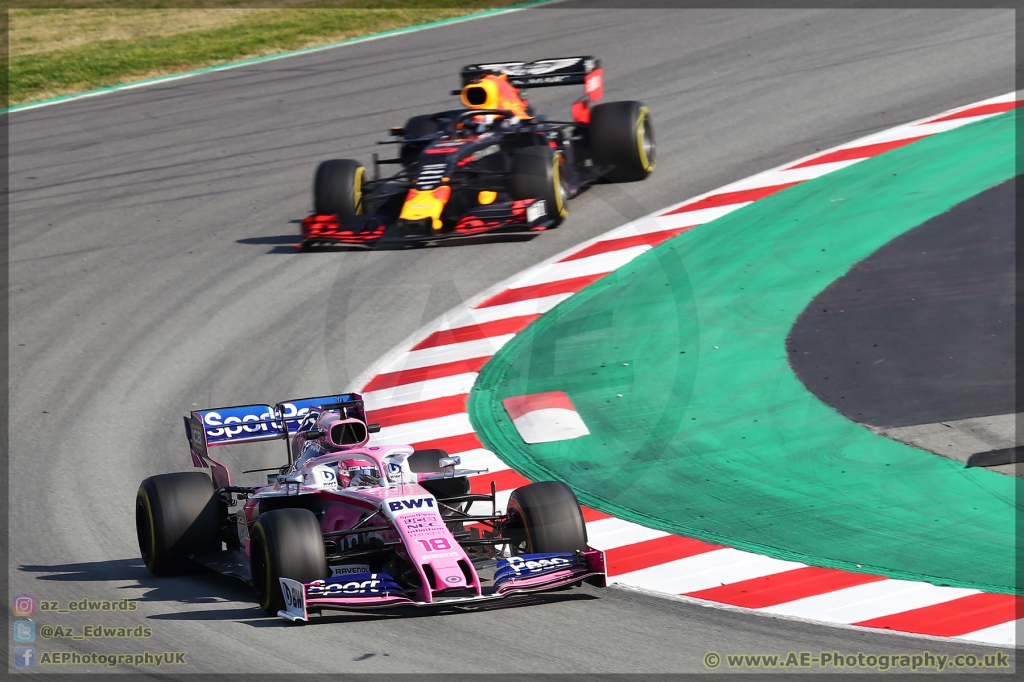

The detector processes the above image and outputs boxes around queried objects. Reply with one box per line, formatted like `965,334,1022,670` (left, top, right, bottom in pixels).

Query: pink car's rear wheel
135,472,219,576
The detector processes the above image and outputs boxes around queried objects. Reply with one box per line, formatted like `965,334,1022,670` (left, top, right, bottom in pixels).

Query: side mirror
439,456,461,469
276,472,304,485
303,430,325,439
368,423,381,433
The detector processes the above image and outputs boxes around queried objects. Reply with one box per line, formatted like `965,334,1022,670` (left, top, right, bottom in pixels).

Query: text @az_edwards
40,623,152,640
703,650,1012,671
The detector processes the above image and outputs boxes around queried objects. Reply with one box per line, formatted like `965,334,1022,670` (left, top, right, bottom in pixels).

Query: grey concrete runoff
872,413,1021,478
8,6,1015,674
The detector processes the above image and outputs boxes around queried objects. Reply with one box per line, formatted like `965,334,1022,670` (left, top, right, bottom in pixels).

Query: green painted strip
470,111,1019,594
5,1,552,115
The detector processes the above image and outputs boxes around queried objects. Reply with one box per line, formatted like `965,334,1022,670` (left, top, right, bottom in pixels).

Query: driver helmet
337,458,379,487
469,113,496,134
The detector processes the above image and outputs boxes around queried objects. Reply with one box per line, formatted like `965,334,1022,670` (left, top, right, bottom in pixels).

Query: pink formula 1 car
135,393,604,620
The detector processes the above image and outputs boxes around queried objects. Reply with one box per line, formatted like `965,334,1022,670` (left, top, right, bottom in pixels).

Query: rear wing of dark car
460,56,603,99
184,393,374,487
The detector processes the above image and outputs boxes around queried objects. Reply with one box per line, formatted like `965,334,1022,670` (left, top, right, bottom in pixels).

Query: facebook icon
13,646,35,668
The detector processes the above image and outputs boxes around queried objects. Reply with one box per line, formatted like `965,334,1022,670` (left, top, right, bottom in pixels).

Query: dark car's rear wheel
313,159,364,216
136,472,219,576
250,508,327,616
510,147,567,227
589,100,656,182
505,481,588,554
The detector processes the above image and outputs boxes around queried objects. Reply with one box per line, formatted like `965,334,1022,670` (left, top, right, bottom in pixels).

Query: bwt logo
506,556,571,575
282,583,304,610
388,498,435,512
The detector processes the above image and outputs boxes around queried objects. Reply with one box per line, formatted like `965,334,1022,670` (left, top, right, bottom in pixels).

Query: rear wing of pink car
184,393,378,487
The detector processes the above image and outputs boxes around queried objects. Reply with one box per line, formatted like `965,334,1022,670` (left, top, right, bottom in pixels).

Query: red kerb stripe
919,100,1021,124
408,432,483,454
581,506,613,523
853,593,1023,637
558,227,693,263
412,315,539,350
684,566,887,608
367,395,467,428
605,535,723,577
788,136,929,169
363,356,490,392
477,274,605,308
660,182,802,216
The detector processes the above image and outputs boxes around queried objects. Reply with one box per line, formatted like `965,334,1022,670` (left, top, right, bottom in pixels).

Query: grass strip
9,2,531,106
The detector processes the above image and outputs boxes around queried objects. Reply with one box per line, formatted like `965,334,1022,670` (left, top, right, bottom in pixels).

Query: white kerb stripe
602,204,748,240
439,294,571,330
508,246,649,289
953,619,1020,646
372,412,474,446
758,580,980,624
363,372,477,411
455,449,509,473
512,407,590,443
379,334,515,373
613,548,804,594
585,517,671,551
721,159,861,191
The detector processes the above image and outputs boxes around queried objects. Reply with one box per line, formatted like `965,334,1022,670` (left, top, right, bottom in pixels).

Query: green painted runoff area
470,111,1019,594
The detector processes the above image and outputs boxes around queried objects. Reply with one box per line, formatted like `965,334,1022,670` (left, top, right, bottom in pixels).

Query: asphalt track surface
8,6,1016,676
789,177,1016,430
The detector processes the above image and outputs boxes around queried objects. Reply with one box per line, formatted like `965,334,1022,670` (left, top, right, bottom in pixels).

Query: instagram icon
12,595,35,617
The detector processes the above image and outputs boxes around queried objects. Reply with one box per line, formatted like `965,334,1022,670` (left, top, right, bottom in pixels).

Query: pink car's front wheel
250,508,327,616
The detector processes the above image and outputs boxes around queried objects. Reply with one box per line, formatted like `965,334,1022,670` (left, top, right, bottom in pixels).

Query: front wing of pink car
277,550,605,621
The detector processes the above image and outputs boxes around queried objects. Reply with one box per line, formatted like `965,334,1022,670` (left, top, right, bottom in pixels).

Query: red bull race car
299,56,655,248
135,394,605,619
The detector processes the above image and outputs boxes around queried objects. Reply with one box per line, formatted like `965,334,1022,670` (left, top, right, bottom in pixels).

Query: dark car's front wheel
313,159,365,216
589,100,656,182
250,508,327,616
136,472,220,576
510,147,567,228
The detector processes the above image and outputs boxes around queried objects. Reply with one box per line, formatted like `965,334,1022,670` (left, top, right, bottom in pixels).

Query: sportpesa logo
307,574,397,597
504,555,572,575
203,403,309,439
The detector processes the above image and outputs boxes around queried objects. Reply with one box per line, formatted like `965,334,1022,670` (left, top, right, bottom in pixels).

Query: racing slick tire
136,472,219,576
589,101,656,182
505,481,587,554
250,508,327,616
510,147,567,227
313,159,364,216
